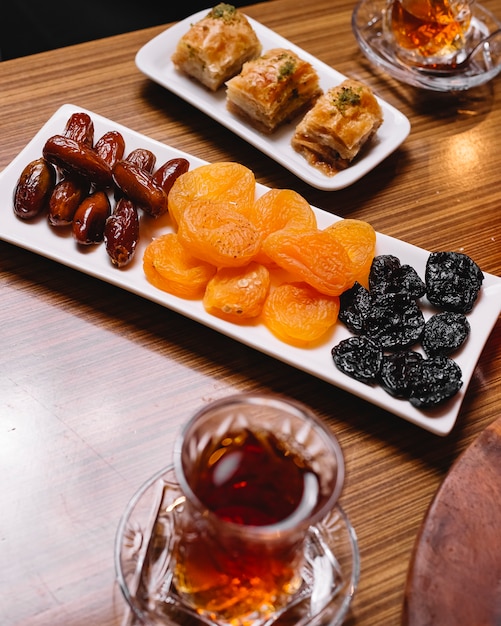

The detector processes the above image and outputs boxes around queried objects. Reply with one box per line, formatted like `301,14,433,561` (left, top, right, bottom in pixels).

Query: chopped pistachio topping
333,86,362,113
278,54,296,80
209,3,237,20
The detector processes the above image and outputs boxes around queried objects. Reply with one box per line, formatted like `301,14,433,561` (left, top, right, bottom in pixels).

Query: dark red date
104,198,140,267
48,176,90,226
63,112,94,146
94,131,126,169
112,160,168,217
43,135,113,188
13,157,57,219
72,190,111,244
124,148,156,173
152,158,190,196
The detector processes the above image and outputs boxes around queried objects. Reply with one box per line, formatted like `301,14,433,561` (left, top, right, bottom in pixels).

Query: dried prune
425,251,483,313
408,356,463,408
422,311,470,357
331,336,382,384
338,282,371,333
379,350,423,398
369,255,426,298
363,292,425,349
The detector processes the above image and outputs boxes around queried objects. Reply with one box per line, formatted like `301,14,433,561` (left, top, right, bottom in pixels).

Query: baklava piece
291,79,384,174
171,3,262,91
225,48,322,134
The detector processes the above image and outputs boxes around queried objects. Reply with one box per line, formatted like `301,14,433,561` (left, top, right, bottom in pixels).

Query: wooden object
403,417,501,626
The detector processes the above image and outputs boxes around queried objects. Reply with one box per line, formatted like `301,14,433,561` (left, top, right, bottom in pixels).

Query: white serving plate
135,10,411,191
1,104,500,436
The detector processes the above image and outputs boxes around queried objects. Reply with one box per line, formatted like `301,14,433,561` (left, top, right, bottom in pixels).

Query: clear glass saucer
352,0,501,91
115,465,360,626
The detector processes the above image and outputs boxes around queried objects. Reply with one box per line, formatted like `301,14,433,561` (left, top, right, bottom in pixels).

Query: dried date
13,157,56,219
43,135,113,188
72,190,111,244
104,198,140,267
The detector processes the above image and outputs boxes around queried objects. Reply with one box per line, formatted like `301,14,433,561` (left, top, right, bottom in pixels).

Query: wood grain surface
0,2,500,625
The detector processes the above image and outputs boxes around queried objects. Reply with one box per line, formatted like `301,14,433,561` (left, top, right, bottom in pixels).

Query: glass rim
173,392,345,536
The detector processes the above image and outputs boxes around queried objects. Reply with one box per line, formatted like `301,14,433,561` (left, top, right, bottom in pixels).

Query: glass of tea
382,0,475,68
171,393,345,624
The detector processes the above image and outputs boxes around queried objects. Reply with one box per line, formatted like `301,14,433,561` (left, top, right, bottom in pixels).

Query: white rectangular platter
1,104,500,436
135,10,411,191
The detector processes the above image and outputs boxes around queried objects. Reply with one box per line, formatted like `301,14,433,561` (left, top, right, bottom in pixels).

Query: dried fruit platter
1,104,500,436
135,10,411,191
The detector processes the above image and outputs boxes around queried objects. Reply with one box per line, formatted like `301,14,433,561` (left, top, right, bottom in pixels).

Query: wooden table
1,1,500,624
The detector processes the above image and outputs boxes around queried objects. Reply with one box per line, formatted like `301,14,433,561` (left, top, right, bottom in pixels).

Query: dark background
1,1,267,60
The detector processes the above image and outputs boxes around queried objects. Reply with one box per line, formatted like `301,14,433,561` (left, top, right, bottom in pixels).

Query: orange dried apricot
203,262,271,322
168,162,256,227
262,228,356,296
244,188,318,265
262,282,340,346
143,233,216,299
324,219,376,288
177,199,262,268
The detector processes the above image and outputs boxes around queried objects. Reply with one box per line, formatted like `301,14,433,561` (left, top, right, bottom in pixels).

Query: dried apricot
244,188,318,265
262,229,356,296
324,219,376,288
262,282,340,346
143,233,216,299
168,162,256,227
203,262,271,322
177,199,262,268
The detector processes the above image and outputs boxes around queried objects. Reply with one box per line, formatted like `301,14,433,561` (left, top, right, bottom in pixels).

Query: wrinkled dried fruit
425,251,483,313
177,199,262,268
325,219,376,288
143,233,216,299
262,229,355,296
48,176,90,226
422,311,470,357
263,282,340,346
72,190,111,244
331,335,383,384
338,281,371,333
408,356,463,408
168,162,256,227
379,350,423,398
369,254,426,298
104,198,140,267
203,262,270,322
13,157,57,219
363,292,425,349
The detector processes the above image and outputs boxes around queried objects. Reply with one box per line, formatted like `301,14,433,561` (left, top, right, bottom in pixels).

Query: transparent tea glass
382,0,475,68
171,393,345,625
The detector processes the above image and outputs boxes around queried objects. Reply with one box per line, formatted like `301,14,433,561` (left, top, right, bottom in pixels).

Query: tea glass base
115,465,360,626
352,0,501,91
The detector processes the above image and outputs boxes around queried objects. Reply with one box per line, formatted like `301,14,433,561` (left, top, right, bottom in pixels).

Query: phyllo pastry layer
225,48,322,134
171,3,262,91
291,79,384,174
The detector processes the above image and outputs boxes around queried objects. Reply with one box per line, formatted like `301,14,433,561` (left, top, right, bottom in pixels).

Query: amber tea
383,0,474,67
172,394,344,623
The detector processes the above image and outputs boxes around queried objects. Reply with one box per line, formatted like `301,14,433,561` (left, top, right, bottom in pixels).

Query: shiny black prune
338,282,371,333
379,350,423,398
331,336,383,384
369,255,426,298
422,311,470,357
425,251,484,313
408,356,463,409
363,292,425,349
